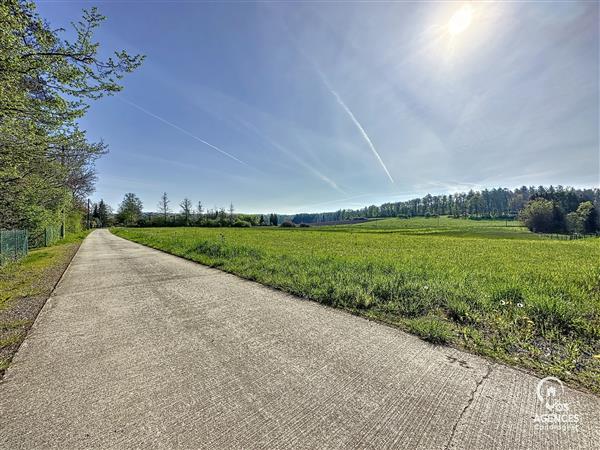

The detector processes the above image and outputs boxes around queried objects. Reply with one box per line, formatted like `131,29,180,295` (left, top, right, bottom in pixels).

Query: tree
218,208,226,223
229,203,235,224
569,201,600,233
0,1,143,234
196,201,203,224
269,213,278,226
117,193,143,226
180,198,193,226
158,192,170,223
259,215,265,226
97,199,110,227
566,212,584,234
519,199,564,233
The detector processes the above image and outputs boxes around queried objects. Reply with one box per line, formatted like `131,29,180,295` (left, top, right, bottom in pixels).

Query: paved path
1,229,598,449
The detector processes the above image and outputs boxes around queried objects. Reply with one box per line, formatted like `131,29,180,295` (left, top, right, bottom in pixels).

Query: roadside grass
0,230,89,377
112,220,600,393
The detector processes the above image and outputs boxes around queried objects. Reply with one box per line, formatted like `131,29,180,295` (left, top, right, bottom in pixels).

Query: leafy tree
158,192,170,223
269,213,278,226
259,215,265,226
196,201,203,224
228,203,235,224
218,208,226,224
575,201,600,233
566,212,584,234
0,1,143,234
117,193,143,226
519,199,564,233
180,198,193,226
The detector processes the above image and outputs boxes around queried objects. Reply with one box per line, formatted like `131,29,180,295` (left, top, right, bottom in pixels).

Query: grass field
112,218,600,392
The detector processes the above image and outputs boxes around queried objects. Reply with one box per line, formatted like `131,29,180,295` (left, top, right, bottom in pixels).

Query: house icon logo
533,376,580,431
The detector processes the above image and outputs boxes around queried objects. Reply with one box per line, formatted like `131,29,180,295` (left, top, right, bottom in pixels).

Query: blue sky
37,1,599,214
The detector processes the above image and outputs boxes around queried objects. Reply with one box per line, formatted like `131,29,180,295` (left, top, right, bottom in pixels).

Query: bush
233,219,251,227
519,199,565,233
280,221,296,228
299,223,310,228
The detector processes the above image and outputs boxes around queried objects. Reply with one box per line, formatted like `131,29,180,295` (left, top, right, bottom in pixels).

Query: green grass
112,219,600,392
0,231,90,310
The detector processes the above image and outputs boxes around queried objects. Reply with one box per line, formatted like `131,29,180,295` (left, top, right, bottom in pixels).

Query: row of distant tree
99,186,599,235
290,186,600,226
104,192,280,228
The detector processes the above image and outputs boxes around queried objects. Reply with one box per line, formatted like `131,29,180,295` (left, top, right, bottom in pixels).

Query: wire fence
29,225,63,249
538,232,600,240
0,229,28,265
0,225,65,266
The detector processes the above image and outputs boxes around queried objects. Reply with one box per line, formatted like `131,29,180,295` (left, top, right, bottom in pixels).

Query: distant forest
290,186,600,224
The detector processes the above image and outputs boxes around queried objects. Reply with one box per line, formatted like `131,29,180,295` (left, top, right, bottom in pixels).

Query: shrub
519,199,565,233
299,223,310,228
233,219,251,227
280,221,296,228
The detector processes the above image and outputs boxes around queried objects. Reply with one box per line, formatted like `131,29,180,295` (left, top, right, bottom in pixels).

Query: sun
448,5,473,35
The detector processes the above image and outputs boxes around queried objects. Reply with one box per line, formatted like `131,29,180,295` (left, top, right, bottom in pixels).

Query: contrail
277,22,394,184
310,64,394,184
119,97,248,166
328,90,395,184
238,118,347,195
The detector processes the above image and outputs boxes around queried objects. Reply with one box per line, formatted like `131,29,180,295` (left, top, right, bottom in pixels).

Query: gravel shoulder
0,237,84,378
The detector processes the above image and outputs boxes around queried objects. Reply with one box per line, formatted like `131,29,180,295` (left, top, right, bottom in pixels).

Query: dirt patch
0,242,80,379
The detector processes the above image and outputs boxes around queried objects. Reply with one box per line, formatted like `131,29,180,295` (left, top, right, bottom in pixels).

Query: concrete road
1,229,598,449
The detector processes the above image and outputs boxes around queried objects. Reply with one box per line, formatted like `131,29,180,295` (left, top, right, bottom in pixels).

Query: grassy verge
112,221,600,393
0,231,90,377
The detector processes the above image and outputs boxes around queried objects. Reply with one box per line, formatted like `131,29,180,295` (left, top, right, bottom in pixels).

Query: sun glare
448,5,473,35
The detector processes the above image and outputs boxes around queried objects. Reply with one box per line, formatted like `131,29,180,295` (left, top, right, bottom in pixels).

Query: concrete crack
444,363,494,450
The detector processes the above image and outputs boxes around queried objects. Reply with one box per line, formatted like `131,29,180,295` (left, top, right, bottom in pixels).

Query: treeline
107,186,600,234
108,192,280,228
0,2,142,237
290,186,600,224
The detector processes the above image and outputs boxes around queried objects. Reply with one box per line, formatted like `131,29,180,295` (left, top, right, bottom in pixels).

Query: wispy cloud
119,97,248,166
237,118,346,195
